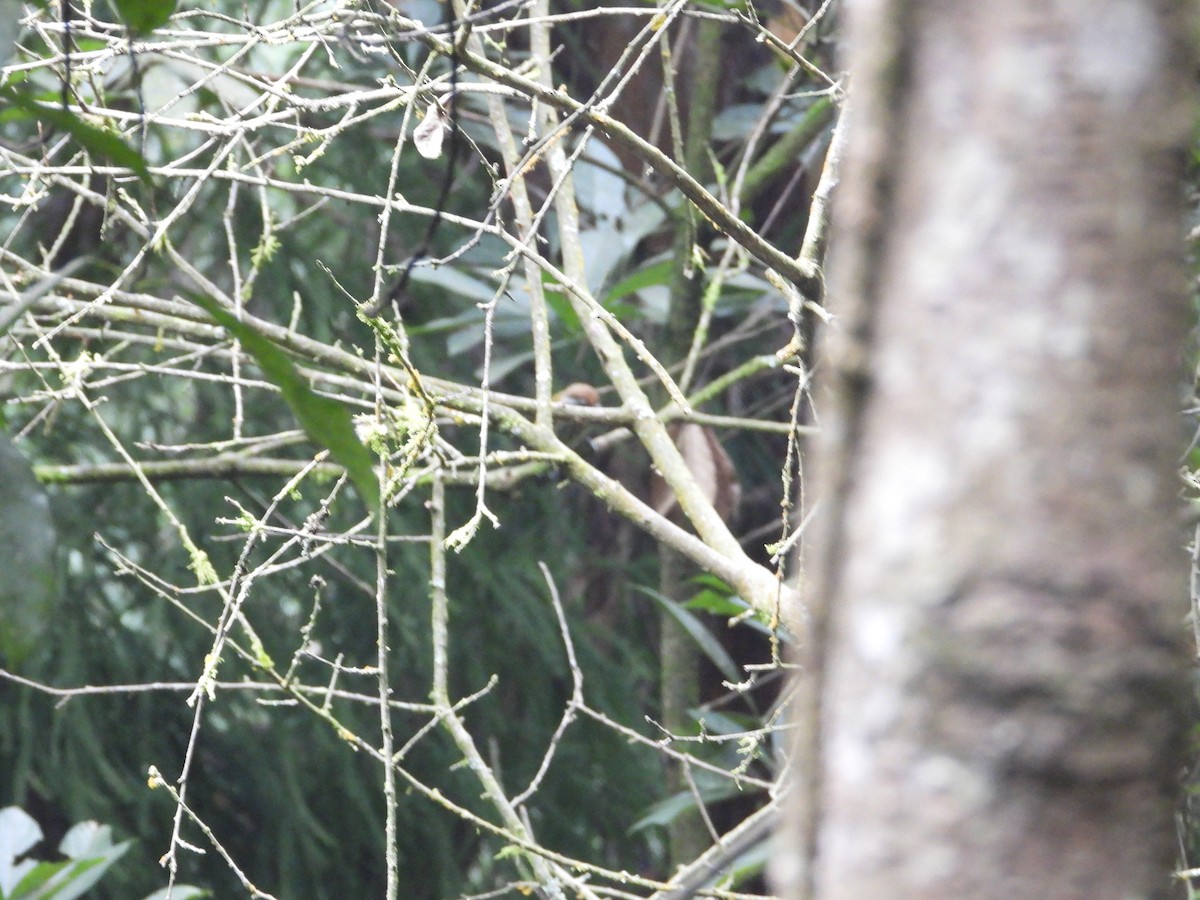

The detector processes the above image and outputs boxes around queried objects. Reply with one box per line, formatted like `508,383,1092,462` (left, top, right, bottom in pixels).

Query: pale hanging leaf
413,102,448,160
0,806,42,864
0,806,42,897
142,887,208,900
650,423,742,523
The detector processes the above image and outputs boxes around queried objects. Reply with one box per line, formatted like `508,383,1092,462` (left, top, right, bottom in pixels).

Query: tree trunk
777,2,1197,898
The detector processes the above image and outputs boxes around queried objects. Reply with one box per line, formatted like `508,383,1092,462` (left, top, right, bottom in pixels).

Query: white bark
779,2,1197,898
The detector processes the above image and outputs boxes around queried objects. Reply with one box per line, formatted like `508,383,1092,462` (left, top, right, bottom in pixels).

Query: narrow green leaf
0,9,18,67
0,432,57,667
683,575,784,639
191,297,380,515
634,585,741,683
690,573,733,591
684,588,747,618
543,288,581,334
630,776,745,832
9,859,72,899
628,790,694,832
113,0,178,35
26,855,111,900
695,708,754,736
0,88,150,181
603,259,673,306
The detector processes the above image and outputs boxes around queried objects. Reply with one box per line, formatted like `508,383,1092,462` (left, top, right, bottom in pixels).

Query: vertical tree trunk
659,18,726,871
778,2,1197,898
659,545,710,865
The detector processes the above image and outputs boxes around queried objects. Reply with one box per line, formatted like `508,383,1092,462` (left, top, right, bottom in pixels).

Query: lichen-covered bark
779,2,1197,898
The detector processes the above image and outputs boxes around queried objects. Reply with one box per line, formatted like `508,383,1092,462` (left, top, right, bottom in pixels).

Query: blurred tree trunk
777,2,1197,899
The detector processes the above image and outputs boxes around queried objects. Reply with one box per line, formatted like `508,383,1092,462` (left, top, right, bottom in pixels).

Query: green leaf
684,588,745,617
684,575,747,618
543,286,581,334
695,708,754,736
691,573,733,591
190,297,380,515
634,585,741,683
0,260,90,338
10,860,73,899
0,808,132,900
113,0,178,35
722,838,769,889
407,265,497,304
682,576,785,639
628,789,695,832
0,9,18,67
19,856,110,900
0,87,150,182
630,774,746,832
602,258,673,306
0,433,57,667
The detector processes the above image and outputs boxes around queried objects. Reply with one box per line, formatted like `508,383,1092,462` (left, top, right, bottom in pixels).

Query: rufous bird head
554,383,601,407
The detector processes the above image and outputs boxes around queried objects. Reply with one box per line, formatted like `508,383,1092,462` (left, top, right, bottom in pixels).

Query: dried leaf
413,102,447,160
650,423,741,524
767,1,811,50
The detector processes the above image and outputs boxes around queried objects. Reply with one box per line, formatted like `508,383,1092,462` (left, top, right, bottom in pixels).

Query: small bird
551,383,604,460
553,382,601,407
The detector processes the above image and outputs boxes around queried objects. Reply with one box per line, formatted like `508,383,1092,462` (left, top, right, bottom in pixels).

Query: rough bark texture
777,1,1197,898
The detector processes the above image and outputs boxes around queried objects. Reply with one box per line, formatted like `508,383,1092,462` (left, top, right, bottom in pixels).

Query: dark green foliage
0,432,57,666
193,294,381,515
0,87,151,181
111,0,177,36
0,467,665,897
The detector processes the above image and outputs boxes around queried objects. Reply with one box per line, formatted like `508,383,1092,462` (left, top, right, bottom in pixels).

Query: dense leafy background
0,0,840,896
